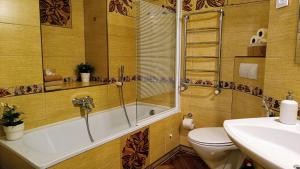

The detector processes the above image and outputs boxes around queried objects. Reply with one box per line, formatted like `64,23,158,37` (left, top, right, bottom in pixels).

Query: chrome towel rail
182,9,224,94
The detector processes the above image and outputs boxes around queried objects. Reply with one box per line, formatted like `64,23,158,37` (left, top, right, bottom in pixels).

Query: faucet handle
72,98,83,106
84,96,95,108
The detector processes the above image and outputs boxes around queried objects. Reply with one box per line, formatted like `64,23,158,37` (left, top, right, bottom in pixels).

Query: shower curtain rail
182,9,224,94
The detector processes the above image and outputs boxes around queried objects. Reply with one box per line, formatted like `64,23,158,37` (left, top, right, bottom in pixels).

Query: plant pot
81,73,90,83
3,123,24,141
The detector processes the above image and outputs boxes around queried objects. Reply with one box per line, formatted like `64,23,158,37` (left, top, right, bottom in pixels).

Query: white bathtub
0,103,177,169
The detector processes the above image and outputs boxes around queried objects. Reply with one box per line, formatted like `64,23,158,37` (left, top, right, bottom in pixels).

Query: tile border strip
0,84,44,98
184,79,263,97
0,77,263,99
0,75,175,98
263,95,300,117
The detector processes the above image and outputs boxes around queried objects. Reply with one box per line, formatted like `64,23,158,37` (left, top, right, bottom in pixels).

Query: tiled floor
156,152,209,169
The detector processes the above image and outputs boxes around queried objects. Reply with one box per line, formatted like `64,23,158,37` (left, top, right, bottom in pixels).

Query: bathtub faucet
72,96,95,142
72,96,95,113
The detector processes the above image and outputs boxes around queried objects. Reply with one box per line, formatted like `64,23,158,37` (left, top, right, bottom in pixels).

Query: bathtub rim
0,103,178,169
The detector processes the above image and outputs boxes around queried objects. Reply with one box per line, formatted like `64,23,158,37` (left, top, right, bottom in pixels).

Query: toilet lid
188,127,232,145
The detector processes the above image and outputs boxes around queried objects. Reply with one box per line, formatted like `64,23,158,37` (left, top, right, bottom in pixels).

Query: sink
224,117,300,169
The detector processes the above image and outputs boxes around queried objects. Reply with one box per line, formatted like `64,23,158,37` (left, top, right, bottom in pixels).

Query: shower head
120,65,125,82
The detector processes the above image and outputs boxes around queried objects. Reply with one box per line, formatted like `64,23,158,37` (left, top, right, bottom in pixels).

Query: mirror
40,0,108,91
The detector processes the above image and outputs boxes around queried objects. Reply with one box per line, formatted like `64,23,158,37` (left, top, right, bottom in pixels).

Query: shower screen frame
134,0,181,123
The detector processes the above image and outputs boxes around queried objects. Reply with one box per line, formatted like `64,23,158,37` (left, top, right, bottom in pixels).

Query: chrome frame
182,9,224,93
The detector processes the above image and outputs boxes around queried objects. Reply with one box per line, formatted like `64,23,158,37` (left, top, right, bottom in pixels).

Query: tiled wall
0,0,137,135
264,0,300,102
231,57,265,119
0,0,43,88
180,0,270,146
0,1,180,169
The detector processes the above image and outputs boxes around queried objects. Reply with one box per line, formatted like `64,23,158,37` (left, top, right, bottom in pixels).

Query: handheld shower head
120,65,125,82
116,65,125,87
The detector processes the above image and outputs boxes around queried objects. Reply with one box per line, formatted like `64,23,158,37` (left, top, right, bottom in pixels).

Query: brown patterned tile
108,0,133,16
122,128,149,169
40,0,71,27
196,0,225,10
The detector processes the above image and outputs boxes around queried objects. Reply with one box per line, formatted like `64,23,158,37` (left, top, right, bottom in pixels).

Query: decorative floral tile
263,95,300,118
232,83,263,97
40,0,72,27
162,0,177,13
182,79,263,97
122,128,149,169
182,0,193,11
0,84,44,98
0,88,11,97
196,0,225,10
14,85,44,96
109,0,134,16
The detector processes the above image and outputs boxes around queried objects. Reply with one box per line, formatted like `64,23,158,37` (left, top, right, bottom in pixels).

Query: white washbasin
224,117,300,169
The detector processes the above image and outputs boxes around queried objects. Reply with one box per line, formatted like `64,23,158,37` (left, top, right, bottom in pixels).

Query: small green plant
0,102,23,127
77,63,94,73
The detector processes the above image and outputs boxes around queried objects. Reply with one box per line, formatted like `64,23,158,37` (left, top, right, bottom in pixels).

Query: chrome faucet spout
72,96,95,112
72,96,95,142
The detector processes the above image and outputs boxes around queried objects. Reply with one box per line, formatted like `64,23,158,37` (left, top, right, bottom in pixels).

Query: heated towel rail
182,9,224,94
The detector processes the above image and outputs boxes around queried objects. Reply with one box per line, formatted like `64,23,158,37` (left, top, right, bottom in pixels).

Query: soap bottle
279,91,298,125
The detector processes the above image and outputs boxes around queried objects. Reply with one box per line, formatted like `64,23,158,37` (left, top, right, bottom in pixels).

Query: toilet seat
188,127,243,169
188,127,233,146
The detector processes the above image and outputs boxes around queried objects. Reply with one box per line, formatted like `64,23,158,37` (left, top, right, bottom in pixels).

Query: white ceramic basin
224,117,300,169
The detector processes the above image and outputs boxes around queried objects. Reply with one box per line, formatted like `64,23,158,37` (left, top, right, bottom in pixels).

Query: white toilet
188,127,245,169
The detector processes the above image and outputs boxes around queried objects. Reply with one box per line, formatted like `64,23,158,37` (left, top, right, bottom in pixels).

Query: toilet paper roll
257,38,267,44
249,35,260,45
257,28,268,39
182,118,195,130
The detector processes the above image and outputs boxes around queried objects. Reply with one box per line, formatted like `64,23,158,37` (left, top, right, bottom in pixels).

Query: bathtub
0,103,177,169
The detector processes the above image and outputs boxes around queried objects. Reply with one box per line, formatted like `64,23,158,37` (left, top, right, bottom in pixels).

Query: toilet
188,127,245,169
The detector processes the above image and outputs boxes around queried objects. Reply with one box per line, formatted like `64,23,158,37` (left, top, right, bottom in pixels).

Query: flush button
276,0,288,8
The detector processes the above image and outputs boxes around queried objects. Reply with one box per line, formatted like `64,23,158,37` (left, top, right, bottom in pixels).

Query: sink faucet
262,99,275,117
72,96,95,113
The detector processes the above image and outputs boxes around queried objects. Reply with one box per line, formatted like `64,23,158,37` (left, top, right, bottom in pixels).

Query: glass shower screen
136,0,177,121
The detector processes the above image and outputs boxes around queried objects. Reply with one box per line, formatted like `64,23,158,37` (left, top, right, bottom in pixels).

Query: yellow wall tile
264,0,300,101
149,114,180,163
0,23,43,87
0,0,40,26
44,85,109,125
232,91,265,119
50,139,121,169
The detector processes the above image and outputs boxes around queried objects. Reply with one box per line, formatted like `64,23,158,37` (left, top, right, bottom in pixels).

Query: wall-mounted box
248,46,266,57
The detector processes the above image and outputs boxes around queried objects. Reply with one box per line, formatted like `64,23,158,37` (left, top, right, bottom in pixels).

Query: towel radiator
182,9,224,94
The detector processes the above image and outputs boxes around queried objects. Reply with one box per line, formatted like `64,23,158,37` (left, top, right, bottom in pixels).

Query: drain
294,164,300,169
149,110,155,116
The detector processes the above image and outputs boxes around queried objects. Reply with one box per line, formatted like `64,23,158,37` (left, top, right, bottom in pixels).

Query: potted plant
77,63,94,83
0,102,24,141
